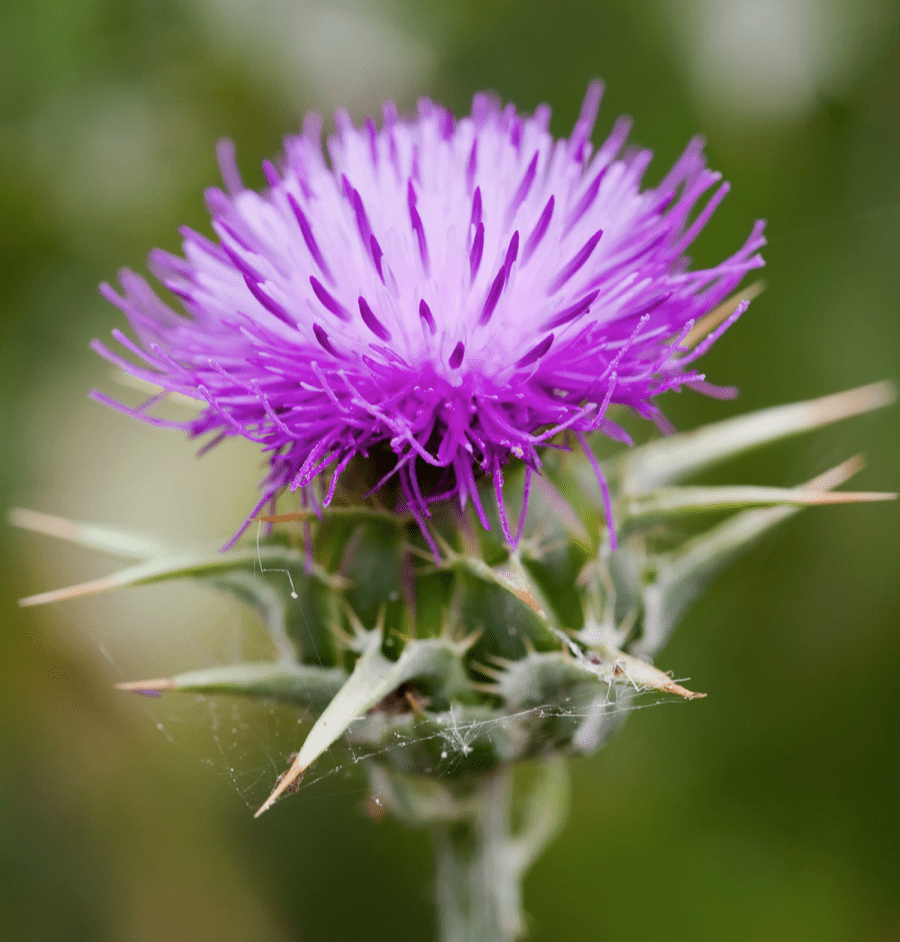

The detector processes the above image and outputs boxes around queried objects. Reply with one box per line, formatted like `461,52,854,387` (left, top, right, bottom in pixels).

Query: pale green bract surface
12,381,894,942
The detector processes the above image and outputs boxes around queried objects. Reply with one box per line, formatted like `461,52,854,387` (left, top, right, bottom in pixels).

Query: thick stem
430,761,569,942
432,769,519,942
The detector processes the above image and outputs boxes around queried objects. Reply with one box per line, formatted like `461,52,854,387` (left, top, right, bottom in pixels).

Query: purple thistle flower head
93,82,765,549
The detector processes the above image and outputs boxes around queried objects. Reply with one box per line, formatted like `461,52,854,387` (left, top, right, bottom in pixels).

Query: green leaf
621,480,895,531
116,661,346,711
619,381,895,494
639,502,797,655
255,631,476,815
17,541,343,608
9,507,177,559
208,567,339,666
634,456,868,654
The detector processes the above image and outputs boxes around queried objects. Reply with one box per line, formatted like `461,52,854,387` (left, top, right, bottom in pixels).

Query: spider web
74,532,696,813
105,643,691,812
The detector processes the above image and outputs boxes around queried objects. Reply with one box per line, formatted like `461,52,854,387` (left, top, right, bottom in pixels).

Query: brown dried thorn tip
254,753,306,818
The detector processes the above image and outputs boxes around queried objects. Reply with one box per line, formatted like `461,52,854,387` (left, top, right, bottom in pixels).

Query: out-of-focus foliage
2,1,898,940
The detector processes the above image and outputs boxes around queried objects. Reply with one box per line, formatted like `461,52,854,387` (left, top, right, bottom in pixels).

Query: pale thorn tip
472,660,506,681
662,681,707,700
797,490,896,504
255,753,306,818
116,678,175,693
606,650,706,700
814,381,897,421
807,454,867,491
683,281,764,349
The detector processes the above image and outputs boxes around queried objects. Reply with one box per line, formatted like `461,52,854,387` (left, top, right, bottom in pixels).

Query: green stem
429,761,570,942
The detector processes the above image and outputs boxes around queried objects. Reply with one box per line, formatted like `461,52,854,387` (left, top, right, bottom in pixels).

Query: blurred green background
2,0,899,939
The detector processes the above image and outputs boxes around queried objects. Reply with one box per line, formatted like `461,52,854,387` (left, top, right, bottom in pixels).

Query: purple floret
93,82,765,549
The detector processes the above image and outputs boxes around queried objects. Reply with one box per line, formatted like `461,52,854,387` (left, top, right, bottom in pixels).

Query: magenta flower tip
96,84,765,543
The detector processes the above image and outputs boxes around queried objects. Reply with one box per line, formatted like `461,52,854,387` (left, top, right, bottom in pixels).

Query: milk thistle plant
14,83,894,941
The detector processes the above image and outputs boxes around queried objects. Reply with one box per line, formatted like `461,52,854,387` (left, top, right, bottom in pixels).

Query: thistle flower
93,82,765,548
15,78,893,942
